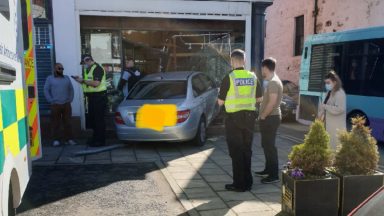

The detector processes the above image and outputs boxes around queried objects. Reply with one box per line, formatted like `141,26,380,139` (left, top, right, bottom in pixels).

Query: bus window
308,44,343,92
0,0,10,20
21,0,29,51
344,39,384,97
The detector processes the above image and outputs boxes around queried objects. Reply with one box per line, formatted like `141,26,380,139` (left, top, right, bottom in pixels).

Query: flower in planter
291,168,305,179
283,161,292,170
334,116,379,175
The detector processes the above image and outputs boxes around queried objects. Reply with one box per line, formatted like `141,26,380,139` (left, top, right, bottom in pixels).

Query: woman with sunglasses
318,71,346,150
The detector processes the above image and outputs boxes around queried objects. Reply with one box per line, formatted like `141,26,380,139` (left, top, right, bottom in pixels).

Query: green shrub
289,119,332,177
334,117,379,175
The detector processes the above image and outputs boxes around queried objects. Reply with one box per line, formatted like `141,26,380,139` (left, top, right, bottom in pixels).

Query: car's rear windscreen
128,81,187,100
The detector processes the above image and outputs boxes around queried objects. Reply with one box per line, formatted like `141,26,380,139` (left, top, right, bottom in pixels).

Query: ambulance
0,0,42,215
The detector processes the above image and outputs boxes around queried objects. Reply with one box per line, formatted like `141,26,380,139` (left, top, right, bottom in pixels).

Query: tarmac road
17,163,186,216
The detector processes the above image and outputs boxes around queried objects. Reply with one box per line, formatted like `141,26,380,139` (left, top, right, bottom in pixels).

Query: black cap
80,54,93,64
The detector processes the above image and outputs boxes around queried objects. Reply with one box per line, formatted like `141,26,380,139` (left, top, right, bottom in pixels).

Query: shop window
80,18,245,115
294,15,304,56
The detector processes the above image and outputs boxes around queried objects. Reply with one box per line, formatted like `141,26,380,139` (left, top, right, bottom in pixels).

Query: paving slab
199,208,237,216
251,184,281,194
227,200,273,213
183,187,217,199
175,179,210,189
171,172,202,180
203,174,233,183
198,168,227,176
190,198,228,211
218,191,256,202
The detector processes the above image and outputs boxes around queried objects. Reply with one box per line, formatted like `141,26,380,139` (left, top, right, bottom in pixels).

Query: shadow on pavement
17,163,157,214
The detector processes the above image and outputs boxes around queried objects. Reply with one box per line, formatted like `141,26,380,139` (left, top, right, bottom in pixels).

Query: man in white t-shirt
118,58,142,97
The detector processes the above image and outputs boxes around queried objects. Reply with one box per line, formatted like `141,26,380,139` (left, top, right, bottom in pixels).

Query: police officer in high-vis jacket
74,54,107,147
217,49,263,192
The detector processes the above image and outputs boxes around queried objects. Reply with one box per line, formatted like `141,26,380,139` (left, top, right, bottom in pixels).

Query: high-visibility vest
224,70,257,113
82,64,107,93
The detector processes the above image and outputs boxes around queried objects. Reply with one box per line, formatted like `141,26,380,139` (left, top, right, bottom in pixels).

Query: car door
199,74,218,124
191,74,208,120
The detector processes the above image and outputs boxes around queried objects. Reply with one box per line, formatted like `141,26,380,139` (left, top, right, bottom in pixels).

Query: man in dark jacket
118,58,143,97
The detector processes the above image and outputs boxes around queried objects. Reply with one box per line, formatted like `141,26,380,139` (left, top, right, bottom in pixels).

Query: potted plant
282,120,339,216
333,117,383,216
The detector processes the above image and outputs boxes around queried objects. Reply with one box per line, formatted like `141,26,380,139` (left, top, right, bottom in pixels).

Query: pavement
29,123,300,216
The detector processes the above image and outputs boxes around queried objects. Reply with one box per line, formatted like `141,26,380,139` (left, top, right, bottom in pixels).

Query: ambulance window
0,62,16,85
0,0,10,20
21,0,29,51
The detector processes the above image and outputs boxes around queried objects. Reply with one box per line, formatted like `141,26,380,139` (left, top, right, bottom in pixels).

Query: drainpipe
314,0,319,34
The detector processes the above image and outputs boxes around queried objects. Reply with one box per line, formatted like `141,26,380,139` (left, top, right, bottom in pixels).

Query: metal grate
34,23,54,114
34,25,52,45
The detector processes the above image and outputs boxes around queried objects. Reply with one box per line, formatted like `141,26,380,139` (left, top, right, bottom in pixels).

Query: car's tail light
177,110,190,123
115,112,125,125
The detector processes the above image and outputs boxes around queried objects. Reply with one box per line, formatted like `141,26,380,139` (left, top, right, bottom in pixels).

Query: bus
0,0,42,215
297,26,384,142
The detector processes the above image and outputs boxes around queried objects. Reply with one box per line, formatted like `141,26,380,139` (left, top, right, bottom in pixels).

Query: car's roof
141,71,200,81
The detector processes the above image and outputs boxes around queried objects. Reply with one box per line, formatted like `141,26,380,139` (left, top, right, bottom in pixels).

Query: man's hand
217,99,224,106
73,76,84,84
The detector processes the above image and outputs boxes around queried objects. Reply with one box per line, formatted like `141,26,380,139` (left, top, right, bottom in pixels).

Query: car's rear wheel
192,117,207,146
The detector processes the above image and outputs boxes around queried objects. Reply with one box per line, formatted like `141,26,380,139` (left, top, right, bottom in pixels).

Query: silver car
114,71,219,146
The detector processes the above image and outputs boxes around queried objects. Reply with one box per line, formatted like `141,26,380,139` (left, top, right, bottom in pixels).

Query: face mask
263,80,269,89
325,83,334,91
84,64,89,69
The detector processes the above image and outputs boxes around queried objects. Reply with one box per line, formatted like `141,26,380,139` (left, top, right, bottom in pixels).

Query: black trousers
259,115,281,178
87,93,107,144
225,111,256,189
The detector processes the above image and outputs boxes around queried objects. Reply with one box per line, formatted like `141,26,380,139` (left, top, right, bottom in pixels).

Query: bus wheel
347,111,369,130
8,183,16,216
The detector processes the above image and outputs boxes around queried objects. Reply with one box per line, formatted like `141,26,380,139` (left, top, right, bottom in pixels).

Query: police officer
217,49,263,192
74,54,107,147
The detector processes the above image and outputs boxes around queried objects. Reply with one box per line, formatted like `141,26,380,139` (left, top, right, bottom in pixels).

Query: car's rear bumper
115,121,198,142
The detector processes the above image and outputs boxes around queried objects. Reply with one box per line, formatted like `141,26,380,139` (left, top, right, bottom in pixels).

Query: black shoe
225,184,251,192
261,176,280,184
225,184,237,190
254,170,269,177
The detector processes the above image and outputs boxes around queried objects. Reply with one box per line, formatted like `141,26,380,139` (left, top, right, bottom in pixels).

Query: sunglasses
57,67,64,70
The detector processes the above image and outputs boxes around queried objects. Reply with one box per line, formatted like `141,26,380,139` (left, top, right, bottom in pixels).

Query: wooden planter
336,172,384,216
281,171,340,216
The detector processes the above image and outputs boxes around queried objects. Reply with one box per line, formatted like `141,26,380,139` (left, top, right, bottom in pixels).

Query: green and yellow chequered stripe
0,89,28,174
